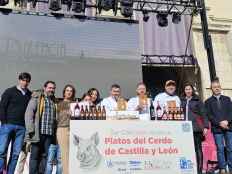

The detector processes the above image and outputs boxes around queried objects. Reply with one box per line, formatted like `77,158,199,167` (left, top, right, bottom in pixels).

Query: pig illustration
73,132,102,170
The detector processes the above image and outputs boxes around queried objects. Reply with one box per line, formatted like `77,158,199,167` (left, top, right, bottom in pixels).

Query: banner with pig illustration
70,120,197,174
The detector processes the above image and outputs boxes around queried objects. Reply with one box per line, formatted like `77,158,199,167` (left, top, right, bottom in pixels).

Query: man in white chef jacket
101,84,122,116
127,82,151,121
153,80,181,117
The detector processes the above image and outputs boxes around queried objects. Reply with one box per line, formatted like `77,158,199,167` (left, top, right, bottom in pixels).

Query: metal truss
134,0,201,15
0,0,202,17
142,54,197,66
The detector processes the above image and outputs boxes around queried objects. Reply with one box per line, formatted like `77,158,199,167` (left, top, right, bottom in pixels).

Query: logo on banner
182,123,191,132
105,160,142,171
106,160,127,168
128,160,142,171
144,160,172,170
179,157,194,173
73,132,102,170
128,160,142,167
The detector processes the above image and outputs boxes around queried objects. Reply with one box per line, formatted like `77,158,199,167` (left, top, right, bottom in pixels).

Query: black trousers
193,132,204,174
29,135,54,174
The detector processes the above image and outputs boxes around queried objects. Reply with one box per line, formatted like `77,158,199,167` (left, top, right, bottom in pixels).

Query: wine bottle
102,106,106,120
168,108,173,120
97,106,102,120
80,105,85,120
156,101,162,119
150,101,155,120
176,107,181,120
173,108,177,120
93,107,97,120
162,107,167,120
84,105,88,120
180,107,185,120
88,107,93,120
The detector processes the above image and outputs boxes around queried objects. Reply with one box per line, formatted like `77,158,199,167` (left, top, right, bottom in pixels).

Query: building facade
193,0,232,99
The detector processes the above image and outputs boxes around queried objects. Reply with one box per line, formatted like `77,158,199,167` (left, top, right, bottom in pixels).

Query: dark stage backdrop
0,14,142,98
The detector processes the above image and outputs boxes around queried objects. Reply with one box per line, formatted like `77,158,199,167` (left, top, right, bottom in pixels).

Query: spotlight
97,0,117,15
172,12,181,24
156,13,168,27
49,0,62,11
62,0,72,11
195,0,202,7
120,0,133,18
0,0,9,6
72,0,86,13
0,7,12,15
32,0,37,8
14,0,20,6
73,14,86,21
142,10,149,22
190,0,197,5
51,12,64,19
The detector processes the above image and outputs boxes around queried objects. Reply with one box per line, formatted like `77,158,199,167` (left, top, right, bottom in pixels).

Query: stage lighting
97,0,117,15
49,0,62,11
0,0,9,6
156,13,168,27
72,0,86,13
0,7,12,15
172,12,181,24
51,12,64,19
62,0,72,11
142,10,149,22
190,0,197,4
120,0,133,18
99,0,115,11
32,0,37,8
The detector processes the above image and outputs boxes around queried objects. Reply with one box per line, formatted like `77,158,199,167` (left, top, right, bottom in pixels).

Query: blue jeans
45,144,62,174
214,131,232,172
0,124,25,174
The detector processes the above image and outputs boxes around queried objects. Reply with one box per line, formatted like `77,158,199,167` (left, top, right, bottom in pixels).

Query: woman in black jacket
181,83,209,174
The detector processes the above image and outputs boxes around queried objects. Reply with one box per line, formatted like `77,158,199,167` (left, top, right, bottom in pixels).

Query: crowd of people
0,72,232,174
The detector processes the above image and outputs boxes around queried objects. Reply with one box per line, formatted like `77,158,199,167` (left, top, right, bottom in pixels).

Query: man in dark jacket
205,78,232,174
0,72,32,174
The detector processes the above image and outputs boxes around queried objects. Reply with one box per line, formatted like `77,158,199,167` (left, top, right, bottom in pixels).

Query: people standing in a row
126,81,182,121
0,72,31,174
68,80,183,121
25,81,57,174
2,72,232,174
45,84,76,174
100,81,181,120
181,83,209,174
205,78,232,174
